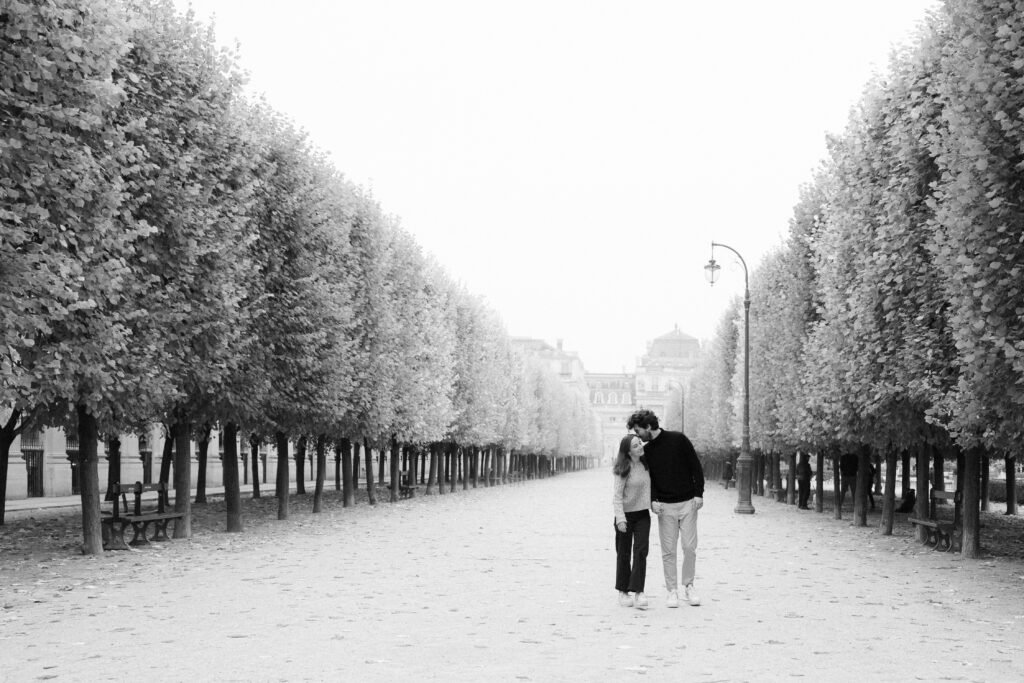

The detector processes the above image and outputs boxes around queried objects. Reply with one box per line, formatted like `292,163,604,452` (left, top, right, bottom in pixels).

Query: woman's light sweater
613,458,652,524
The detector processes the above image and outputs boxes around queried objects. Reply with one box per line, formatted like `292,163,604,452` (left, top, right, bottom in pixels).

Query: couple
613,409,705,610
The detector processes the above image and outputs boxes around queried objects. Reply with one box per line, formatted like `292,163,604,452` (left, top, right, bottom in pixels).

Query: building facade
585,325,702,465
584,372,637,465
3,424,328,502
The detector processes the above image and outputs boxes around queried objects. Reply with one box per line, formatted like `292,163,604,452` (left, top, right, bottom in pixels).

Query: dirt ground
2,471,1024,682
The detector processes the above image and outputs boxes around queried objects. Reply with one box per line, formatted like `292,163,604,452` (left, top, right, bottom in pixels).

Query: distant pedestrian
627,409,705,608
838,453,858,508
866,462,877,511
796,453,814,510
613,434,651,610
896,488,916,513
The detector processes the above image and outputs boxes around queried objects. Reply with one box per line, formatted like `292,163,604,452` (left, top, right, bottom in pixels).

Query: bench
101,481,183,551
909,489,962,552
375,472,422,499
399,471,422,499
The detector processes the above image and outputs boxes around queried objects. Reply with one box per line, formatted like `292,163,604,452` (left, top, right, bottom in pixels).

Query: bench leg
129,521,151,547
103,520,131,551
151,519,173,542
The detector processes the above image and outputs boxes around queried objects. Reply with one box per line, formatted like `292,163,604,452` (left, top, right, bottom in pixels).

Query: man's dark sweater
643,430,705,503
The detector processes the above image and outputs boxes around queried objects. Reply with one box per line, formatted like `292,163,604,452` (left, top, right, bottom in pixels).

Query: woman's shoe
618,591,633,607
634,592,648,610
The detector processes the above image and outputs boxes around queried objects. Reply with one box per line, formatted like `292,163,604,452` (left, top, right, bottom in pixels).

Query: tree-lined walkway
3,469,1023,681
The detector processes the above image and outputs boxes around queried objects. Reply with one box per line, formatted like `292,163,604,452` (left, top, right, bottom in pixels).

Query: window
608,393,617,404
622,392,630,404
594,393,603,404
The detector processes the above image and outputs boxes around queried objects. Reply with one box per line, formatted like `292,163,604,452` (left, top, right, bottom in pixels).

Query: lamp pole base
733,450,756,515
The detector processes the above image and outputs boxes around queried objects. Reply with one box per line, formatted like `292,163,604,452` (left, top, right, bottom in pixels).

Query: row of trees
0,0,600,549
687,0,1023,557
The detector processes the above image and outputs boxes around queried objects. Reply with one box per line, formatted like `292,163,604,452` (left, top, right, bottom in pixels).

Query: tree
0,0,171,552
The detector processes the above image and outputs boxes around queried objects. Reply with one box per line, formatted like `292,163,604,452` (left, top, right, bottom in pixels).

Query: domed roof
654,324,697,342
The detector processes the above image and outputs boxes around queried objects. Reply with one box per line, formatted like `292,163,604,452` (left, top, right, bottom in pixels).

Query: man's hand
693,497,704,510
615,521,627,533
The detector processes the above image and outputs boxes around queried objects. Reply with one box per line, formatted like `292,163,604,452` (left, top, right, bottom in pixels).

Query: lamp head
704,258,720,285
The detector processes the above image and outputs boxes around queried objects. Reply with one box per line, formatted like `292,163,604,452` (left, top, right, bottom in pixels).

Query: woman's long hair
613,434,648,478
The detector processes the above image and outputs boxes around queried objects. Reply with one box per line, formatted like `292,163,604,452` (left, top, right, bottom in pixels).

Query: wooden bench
399,471,422,499
909,489,962,552
101,481,183,551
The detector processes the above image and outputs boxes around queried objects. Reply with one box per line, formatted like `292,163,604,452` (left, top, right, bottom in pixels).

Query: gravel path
2,470,1024,682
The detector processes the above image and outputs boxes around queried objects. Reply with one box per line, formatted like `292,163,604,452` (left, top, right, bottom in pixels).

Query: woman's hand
615,521,627,533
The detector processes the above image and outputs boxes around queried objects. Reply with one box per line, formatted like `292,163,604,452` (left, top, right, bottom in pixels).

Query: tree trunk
159,426,173,490
390,437,400,503
341,437,354,508
250,434,261,499
901,449,912,497
962,447,981,558
105,435,121,502
275,431,289,520
881,447,897,535
295,435,307,495
832,454,842,520
313,434,327,513
914,444,930,543
223,422,242,532
933,447,945,494
195,423,211,505
364,437,376,506
335,444,342,491
471,446,479,488
0,411,16,527
438,444,447,495
426,442,437,495
353,439,361,495
980,451,990,512
377,439,386,488
854,445,870,527
815,452,824,513
77,405,104,555
173,419,192,539
450,444,458,493
1005,454,1017,515
786,452,796,505
407,444,417,492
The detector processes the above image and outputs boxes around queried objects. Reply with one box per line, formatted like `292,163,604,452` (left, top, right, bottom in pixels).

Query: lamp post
704,242,754,515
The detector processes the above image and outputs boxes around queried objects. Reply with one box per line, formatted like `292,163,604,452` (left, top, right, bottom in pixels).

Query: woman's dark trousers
615,509,650,593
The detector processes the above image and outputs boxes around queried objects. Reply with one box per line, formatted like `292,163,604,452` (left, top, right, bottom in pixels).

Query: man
627,409,704,608
795,453,814,510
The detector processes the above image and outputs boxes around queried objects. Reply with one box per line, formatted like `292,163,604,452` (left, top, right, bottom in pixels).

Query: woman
613,433,651,609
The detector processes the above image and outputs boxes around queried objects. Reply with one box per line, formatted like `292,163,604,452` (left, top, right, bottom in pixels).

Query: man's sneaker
684,584,701,606
634,592,648,610
618,591,633,607
665,590,679,608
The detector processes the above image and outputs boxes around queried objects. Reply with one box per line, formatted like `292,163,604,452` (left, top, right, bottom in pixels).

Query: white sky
176,0,940,372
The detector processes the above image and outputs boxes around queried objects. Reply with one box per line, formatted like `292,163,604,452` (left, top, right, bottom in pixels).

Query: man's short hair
627,409,659,430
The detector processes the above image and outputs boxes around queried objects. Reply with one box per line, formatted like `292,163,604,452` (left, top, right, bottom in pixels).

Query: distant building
584,372,636,464
634,325,700,431
585,325,701,464
510,337,588,396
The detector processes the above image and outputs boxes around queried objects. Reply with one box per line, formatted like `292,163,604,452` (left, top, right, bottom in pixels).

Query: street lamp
704,241,754,515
